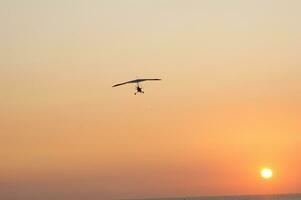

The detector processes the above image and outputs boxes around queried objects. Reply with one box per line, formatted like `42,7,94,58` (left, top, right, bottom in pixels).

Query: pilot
135,86,144,94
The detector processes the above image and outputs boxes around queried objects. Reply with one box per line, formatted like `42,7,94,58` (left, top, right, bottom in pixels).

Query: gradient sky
1,0,301,199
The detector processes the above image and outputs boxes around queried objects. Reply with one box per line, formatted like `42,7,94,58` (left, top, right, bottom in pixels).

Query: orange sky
1,0,301,199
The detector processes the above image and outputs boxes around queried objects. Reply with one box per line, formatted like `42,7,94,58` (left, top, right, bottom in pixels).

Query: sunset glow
1,1,301,199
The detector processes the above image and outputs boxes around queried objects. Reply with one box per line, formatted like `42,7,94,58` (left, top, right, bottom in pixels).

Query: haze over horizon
1,1,301,199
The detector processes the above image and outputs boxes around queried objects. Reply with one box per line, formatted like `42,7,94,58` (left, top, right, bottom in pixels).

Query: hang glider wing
112,80,135,87
112,78,161,87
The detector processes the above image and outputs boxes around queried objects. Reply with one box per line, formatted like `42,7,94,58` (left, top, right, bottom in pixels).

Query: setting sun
261,168,273,179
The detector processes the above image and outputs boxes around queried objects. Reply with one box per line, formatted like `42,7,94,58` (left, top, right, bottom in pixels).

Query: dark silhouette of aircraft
112,78,162,95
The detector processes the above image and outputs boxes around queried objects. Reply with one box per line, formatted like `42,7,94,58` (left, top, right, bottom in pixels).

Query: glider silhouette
112,78,162,95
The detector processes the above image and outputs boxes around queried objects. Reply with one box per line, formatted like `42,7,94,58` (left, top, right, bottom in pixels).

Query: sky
1,0,301,199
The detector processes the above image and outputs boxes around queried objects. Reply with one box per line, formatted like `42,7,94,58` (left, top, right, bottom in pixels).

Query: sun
260,168,273,179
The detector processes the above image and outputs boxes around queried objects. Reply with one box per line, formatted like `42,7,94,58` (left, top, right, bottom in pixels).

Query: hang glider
112,78,162,95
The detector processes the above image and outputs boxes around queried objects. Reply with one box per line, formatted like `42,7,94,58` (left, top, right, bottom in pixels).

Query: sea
136,193,301,200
